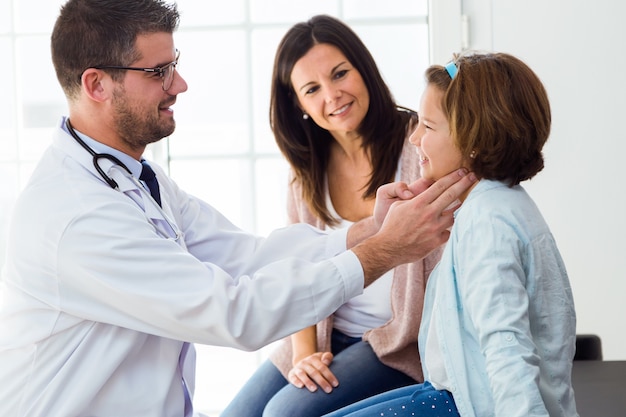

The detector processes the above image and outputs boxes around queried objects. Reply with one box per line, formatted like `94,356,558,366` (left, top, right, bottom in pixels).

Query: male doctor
0,0,475,416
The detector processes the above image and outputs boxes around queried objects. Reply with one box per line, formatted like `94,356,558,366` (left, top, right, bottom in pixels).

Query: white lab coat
0,118,364,416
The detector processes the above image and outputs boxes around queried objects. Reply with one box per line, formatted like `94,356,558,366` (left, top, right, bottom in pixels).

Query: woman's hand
288,351,338,393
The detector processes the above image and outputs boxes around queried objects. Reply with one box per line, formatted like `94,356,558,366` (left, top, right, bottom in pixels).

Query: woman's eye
305,86,319,95
333,69,348,80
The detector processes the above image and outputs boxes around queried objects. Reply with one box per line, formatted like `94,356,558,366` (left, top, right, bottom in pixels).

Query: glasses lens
162,54,179,91
163,64,174,91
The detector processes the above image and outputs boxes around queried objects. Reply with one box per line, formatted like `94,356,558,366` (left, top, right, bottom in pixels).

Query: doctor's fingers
401,192,458,237
373,181,415,229
405,177,435,197
376,198,452,262
376,181,414,201
411,169,476,210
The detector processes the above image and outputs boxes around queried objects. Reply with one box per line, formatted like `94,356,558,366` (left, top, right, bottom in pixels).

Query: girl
322,51,579,417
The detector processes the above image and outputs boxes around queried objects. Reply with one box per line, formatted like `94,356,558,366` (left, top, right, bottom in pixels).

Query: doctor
0,0,475,416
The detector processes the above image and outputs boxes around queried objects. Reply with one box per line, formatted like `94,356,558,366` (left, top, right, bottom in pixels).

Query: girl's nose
409,123,423,146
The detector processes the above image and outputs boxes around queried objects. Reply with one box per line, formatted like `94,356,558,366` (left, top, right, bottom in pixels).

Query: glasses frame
92,49,180,91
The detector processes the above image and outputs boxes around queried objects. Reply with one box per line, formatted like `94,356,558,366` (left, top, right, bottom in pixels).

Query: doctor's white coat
0,118,364,416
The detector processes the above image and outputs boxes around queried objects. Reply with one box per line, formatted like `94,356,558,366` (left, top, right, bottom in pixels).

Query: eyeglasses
92,49,180,91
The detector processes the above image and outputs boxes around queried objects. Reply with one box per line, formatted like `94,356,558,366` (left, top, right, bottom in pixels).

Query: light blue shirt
419,180,578,417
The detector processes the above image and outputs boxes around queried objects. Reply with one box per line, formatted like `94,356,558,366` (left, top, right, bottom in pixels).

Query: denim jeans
219,329,417,417
320,382,459,417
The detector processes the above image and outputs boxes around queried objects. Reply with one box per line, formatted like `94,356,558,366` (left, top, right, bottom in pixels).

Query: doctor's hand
372,180,417,229
288,352,337,393
354,168,476,287
373,169,470,230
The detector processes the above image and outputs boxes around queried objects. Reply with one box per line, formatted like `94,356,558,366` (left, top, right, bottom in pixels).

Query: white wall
444,0,626,360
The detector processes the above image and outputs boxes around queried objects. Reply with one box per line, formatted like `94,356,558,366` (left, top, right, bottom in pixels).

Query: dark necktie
139,160,162,207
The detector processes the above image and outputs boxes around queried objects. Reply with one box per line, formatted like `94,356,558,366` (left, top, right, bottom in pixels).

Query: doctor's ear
80,69,113,103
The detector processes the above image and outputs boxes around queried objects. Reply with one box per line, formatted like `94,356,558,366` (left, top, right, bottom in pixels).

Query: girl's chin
421,167,464,182
419,169,438,182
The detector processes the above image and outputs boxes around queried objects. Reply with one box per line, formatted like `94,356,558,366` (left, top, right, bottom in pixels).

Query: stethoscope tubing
66,118,133,189
65,118,182,242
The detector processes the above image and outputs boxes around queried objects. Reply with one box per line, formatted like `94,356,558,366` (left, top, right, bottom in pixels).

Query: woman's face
290,43,369,137
410,84,463,182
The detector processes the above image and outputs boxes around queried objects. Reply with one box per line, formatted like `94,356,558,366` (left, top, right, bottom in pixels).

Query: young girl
322,51,579,417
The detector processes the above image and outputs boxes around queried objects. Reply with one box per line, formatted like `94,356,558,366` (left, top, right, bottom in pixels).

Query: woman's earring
302,113,309,120
469,150,476,159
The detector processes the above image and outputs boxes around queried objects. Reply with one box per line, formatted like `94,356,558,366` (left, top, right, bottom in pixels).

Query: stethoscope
65,118,182,242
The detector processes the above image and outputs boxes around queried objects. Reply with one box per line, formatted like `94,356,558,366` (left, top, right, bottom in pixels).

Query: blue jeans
219,330,417,417
321,382,459,417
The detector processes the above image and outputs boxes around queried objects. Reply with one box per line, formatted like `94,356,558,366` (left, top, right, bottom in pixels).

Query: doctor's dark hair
426,52,550,186
51,0,180,99
270,14,415,225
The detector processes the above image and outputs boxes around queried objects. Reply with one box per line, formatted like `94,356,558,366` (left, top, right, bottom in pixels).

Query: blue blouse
419,179,578,417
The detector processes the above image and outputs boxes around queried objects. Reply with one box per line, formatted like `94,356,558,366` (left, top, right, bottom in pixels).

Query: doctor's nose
168,69,188,95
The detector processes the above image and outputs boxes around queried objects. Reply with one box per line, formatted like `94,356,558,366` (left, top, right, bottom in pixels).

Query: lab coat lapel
53,122,178,241
107,166,177,239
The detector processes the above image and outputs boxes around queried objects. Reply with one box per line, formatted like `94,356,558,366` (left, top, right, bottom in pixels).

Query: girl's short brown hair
425,52,551,186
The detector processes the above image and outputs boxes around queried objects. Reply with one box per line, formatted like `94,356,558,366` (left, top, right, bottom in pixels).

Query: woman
220,14,442,417
322,51,578,417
